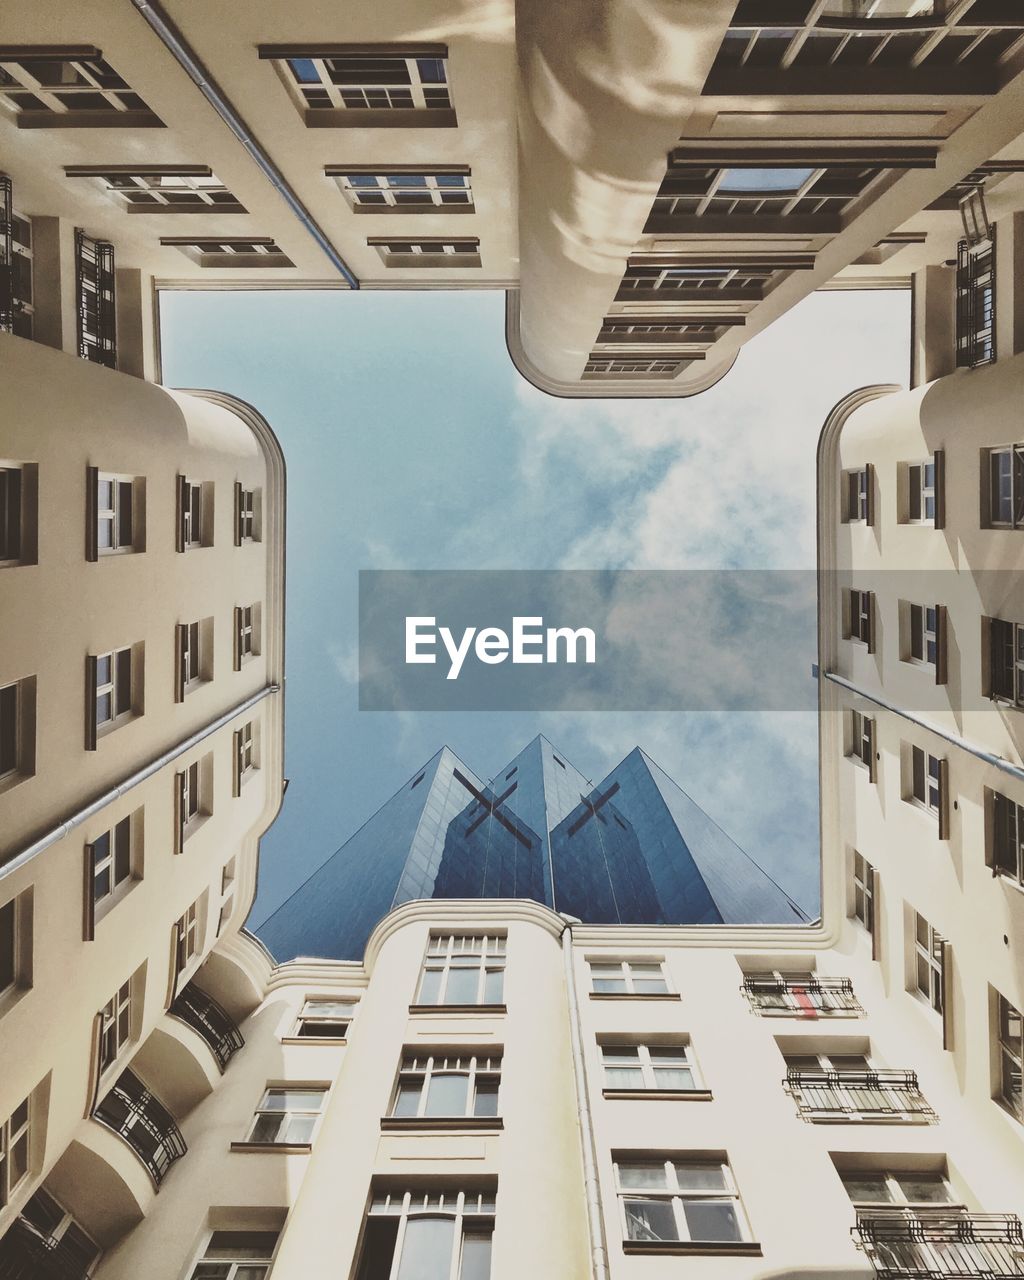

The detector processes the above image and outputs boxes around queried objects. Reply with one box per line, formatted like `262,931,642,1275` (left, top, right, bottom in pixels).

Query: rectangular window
988,618,1024,706
848,709,875,774
848,588,873,648
89,815,133,910
187,1230,279,1280
98,978,133,1075
415,934,506,1007
234,483,259,543
853,852,875,933
784,1052,933,1121
74,229,116,367
844,467,871,523
0,899,15,997
986,445,1024,528
1,178,35,338
907,603,938,666
179,621,200,693
0,51,161,125
996,992,1023,1124
93,472,137,554
176,757,211,850
234,721,257,794
0,1097,30,1209
160,237,293,268
741,972,861,1017
66,165,244,212
0,466,23,563
176,900,201,973
907,459,936,523
614,1157,750,1247
331,167,472,211
590,959,670,996
246,1087,326,1145
294,999,356,1039
177,476,207,550
264,46,456,124
910,745,943,818
91,646,134,736
601,1042,700,1093
913,913,946,1015
358,1187,494,1280
369,237,481,267
7,1188,101,1276
0,681,21,779
992,790,1024,885
389,1052,501,1120
840,1170,956,1207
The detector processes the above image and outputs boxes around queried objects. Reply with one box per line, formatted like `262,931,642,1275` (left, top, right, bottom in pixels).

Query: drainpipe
561,914,611,1280
129,0,359,289
824,670,1024,786
0,684,279,883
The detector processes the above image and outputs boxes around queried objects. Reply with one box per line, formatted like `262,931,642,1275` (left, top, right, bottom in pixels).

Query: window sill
801,1113,934,1125
380,1116,503,1132
0,768,31,797
408,1004,507,1016
230,1141,313,1155
280,1036,347,1046
97,546,141,557
750,1008,862,1020
602,1089,712,1102
589,992,680,1002
623,1241,762,1257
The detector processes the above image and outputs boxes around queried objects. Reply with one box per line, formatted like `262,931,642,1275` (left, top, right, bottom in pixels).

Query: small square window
295,999,357,1040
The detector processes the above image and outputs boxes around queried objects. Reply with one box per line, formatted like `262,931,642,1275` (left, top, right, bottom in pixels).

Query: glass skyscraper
258,736,807,961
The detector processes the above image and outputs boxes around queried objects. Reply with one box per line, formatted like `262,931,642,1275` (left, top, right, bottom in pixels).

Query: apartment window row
368,237,481,268
160,237,294,269
330,166,472,211
616,260,782,301
66,164,246,212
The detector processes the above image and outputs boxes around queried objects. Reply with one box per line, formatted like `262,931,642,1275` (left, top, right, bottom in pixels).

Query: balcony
94,1068,186,1186
955,235,995,369
786,1069,936,1122
855,1212,1024,1279
743,975,862,1017
0,1217,95,1280
169,981,244,1070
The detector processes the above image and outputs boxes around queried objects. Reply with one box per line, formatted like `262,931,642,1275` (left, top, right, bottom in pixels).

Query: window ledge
229,1141,313,1155
623,1241,762,1257
801,1113,935,1125
408,1004,507,1016
280,1036,348,1046
602,1089,712,1102
380,1116,503,1132
589,992,680,1001
751,1009,862,1019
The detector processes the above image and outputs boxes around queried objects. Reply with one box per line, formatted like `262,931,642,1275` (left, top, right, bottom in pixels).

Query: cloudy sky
161,285,909,924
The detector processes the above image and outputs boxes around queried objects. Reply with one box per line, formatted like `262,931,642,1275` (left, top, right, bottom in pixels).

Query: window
616,261,778,301
986,445,1024,528
234,721,257,794
176,900,201,973
988,617,1024,706
784,1052,933,1121
1,1188,101,1277
907,603,938,667
909,745,943,820
389,1053,501,1120
187,1230,279,1280
416,934,506,1007
0,899,14,998
853,852,875,933
88,646,136,741
0,1097,30,1208
234,604,260,668
178,621,201,697
844,467,872,524
0,890,30,1007
848,588,874,648
176,757,211,849
956,236,995,369
369,237,481,267
357,1187,494,1280
66,164,244,212
89,815,133,912
590,959,670,996
0,678,33,782
74,229,116,368
907,459,937,523
991,790,1024,885
742,972,862,1017
995,992,1023,1123
331,167,472,210
601,1042,702,1093
614,1157,750,1248
98,978,133,1075
913,914,946,1016
1,178,35,338
719,167,815,194
90,470,140,556
235,482,259,543
0,466,23,562
176,476,210,550
246,1087,326,1145
0,50,161,124
840,1170,956,1207
848,709,875,775
294,999,356,1039
161,237,293,268
583,354,684,378
263,46,456,124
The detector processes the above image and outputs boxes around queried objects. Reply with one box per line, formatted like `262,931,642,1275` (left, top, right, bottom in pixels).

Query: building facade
4,0,1024,395
257,737,807,963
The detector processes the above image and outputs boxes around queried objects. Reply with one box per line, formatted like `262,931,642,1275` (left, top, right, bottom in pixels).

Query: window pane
473,1077,499,1117
898,1176,953,1203
460,1231,492,1280
718,167,813,193
674,1164,728,1192
424,1073,469,1116
393,1081,421,1117
653,1067,694,1090
683,1201,742,1243
843,1175,893,1203
483,968,503,1004
263,1090,323,1111
396,1217,455,1280
444,965,479,1004
624,1199,678,1242
418,968,442,1004
605,1067,645,1089
619,1163,669,1190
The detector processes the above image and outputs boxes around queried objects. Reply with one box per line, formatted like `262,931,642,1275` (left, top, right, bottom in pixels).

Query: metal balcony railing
743,975,863,1016
0,1217,94,1280
955,236,995,369
786,1069,936,1121
74,228,116,369
94,1068,186,1186
170,981,244,1070
855,1211,1024,1279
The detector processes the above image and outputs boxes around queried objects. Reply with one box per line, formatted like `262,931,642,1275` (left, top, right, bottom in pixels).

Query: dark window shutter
173,771,185,855
86,465,99,562
865,463,876,527
940,940,953,1051
933,449,946,529
935,604,948,685
867,718,877,785
937,757,951,840
83,844,96,942
869,866,880,962
174,624,185,704
233,729,242,798
175,474,186,553
85,654,98,750
867,593,877,655
233,606,242,671
234,481,242,547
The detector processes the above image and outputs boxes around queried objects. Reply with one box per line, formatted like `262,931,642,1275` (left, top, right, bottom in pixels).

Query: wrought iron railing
74,228,116,369
956,235,995,369
854,1211,1024,1278
94,1068,186,1186
786,1069,935,1121
170,981,244,1070
743,975,862,1016
0,1217,94,1280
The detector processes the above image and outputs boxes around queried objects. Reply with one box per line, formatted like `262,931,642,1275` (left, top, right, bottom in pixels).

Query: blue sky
161,286,909,924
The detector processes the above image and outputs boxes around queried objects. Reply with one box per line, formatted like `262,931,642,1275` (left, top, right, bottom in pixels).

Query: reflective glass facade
258,737,806,961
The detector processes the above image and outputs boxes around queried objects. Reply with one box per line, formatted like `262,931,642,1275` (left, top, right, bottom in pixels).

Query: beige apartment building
3,0,1024,394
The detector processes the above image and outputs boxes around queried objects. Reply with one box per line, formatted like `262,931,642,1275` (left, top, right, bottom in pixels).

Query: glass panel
444,964,479,1005
424,1073,469,1116
263,1089,323,1111
605,1067,645,1089
460,1231,492,1280
653,1067,694,1090
683,1200,742,1243
843,1175,894,1203
898,1175,954,1203
483,968,503,1004
473,1077,499,1117
619,1163,669,1190
418,968,442,1004
624,1199,678,1242
393,1081,421,1117
288,58,320,84
396,1216,455,1280
717,167,814,193
673,1164,728,1192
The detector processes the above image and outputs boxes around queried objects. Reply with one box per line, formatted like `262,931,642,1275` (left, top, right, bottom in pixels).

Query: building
257,737,807,962
4,0,1024,396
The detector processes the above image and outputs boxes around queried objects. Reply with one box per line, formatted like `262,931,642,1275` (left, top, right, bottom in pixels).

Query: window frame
293,998,357,1041
0,465,24,565
853,852,875,935
414,934,506,1008
909,744,943,819
97,977,133,1077
361,1186,496,1280
589,958,672,997
89,645,136,741
94,471,137,555
600,1041,704,1095
840,1169,959,1209
848,709,875,777
988,617,1024,707
0,1096,31,1210
907,603,938,667
613,1155,753,1250
995,991,1023,1125
185,1229,280,1280
87,813,135,921
985,444,1024,529
907,458,937,524
388,1052,502,1121
991,789,1024,886
912,913,946,1016
848,588,874,648
244,1086,327,1147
